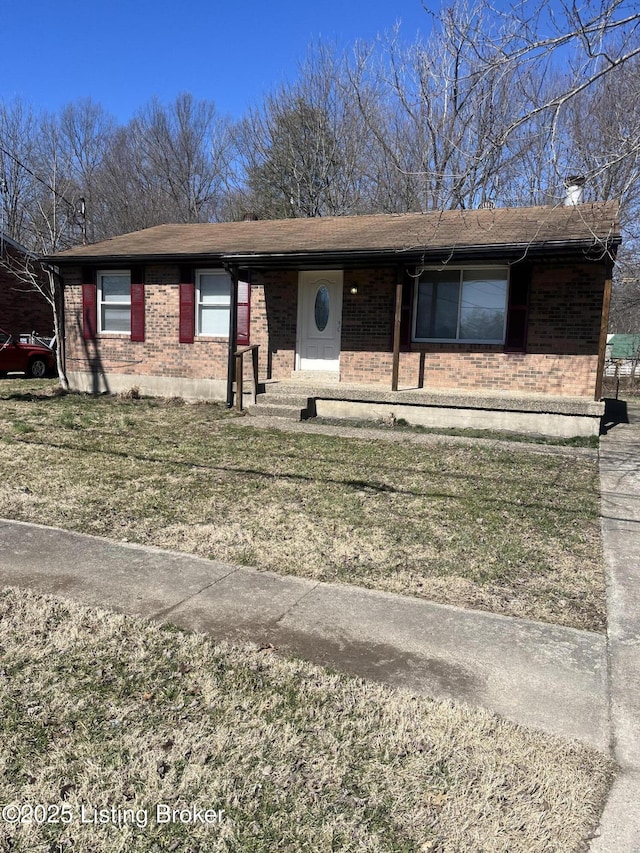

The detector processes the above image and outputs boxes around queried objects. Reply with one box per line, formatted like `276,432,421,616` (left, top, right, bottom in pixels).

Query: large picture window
414,267,508,343
98,271,131,333
196,270,231,337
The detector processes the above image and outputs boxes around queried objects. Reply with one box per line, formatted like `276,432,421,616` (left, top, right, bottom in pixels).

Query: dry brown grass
0,380,605,631
0,587,612,852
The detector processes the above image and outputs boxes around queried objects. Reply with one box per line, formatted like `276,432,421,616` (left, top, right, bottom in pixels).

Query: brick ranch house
47,201,620,437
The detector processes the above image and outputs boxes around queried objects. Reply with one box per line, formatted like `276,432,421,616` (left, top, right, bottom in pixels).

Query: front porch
242,378,604,439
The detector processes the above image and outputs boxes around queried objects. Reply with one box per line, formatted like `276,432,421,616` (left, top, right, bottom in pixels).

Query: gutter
44,237,621,269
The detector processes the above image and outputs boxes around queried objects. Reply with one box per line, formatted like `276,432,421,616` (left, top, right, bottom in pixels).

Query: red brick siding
247,268,395,380
390,351,598,396
248,270,298,379
64,265,228,380
527,263,603,355
0,254,53,338
63,259,607,399
342,268,395,352
340,261,604,397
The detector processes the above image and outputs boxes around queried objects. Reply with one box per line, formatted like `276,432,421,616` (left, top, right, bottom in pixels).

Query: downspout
224,262,239,408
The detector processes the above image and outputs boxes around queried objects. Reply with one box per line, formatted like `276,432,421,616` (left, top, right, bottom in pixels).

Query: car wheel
27,358,48,378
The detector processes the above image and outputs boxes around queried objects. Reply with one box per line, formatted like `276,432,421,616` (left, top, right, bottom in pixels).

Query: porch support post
225,262,239,408
595,261,613,401
391,266,403,391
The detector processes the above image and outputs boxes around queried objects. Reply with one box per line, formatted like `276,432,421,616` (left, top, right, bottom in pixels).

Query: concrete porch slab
259,379,604,437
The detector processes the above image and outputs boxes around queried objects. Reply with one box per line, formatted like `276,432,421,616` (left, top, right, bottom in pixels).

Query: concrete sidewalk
591,402,640,852
0,518,608,751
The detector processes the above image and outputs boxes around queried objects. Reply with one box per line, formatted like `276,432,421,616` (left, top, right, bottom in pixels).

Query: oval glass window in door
314,285,330,332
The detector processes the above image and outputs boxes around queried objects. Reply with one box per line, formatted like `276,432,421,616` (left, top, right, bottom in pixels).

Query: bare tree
70,93,233,237
231,45,375,219
557,57,640,330
349,12,525,211
0,100,96,254
0,99,40,245
29,112,85,253
609,255,640,332
560,60,640,219
346,0,640,210
57,99,116,244
97,125,168,236
0,0,637,240
130,93,232,223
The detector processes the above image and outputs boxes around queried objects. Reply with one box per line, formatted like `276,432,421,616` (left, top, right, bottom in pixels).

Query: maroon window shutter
130,266,145,342
400,271,414,349
130,285,145,342
505,263,531,353
236,280,251,346
81,271,96,340
179,282,195,343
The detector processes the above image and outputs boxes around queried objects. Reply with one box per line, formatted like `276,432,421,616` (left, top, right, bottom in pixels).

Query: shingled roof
48,202,620,266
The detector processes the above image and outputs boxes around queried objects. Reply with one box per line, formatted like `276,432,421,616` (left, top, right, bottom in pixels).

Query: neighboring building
1,234,53,339
605,333,640,377
48,202,620,437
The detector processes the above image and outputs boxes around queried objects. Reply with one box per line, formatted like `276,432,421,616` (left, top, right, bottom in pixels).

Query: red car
0,329,56,378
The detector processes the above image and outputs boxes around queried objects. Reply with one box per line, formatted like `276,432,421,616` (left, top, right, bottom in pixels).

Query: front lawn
0,380,605,631
0,587,612,853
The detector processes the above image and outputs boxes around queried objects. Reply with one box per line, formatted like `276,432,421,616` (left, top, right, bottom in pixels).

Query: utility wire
0,142,77,210
0,141,90,245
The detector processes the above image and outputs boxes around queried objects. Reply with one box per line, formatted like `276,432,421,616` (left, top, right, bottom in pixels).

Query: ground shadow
601,398,629,434
76,316,110,396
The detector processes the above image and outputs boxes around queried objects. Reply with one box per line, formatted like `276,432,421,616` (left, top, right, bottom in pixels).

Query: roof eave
221,238,620,268
46,236,621,268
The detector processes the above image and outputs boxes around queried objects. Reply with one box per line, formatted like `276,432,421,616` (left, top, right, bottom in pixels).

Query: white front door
297,270,343,372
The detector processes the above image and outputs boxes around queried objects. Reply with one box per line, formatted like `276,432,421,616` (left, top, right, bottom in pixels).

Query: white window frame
413,265,509,344
195,269,231,338
98,270,131,334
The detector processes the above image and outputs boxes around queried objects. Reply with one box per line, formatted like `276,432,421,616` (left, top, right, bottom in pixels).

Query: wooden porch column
391,267,403,391
225,263,239,408
595,263,613,401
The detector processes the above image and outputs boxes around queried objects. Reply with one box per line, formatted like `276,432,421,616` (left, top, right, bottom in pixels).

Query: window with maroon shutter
504,263,531,353
236,280,250,346
179,282,195,343
81,279,97,341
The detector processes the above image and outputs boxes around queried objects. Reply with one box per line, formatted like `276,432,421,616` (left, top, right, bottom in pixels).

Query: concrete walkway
591,402,640,852
1,408,640,848
0,521,609,751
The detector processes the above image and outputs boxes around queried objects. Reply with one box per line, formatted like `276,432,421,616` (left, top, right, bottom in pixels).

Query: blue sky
2,0,430,122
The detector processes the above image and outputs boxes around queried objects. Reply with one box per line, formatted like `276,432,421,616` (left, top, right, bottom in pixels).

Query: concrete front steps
244,382,316,421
